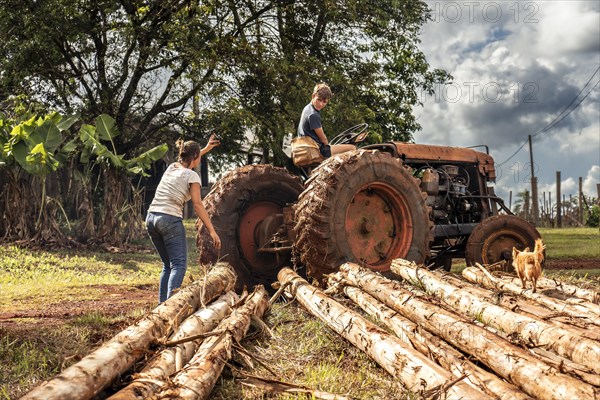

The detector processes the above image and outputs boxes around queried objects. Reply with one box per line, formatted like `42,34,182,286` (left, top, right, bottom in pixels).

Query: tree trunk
0,169,36,241
96,167,145,244
337,262,597,400
393,260,600,375
154,286,270,399
462,267,600,324
22,263,236,400
443,273,599,341
108,291,238,399
278,268,490,400
343,286,533,400
526,275,600,304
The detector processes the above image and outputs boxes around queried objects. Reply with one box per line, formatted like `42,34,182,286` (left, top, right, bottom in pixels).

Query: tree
0,101,77,243
0,1,449,243
1,0,449,165
0,109,167,245
196,0,450,167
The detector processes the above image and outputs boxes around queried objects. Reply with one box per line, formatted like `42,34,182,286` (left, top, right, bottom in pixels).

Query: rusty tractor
197,125,542,290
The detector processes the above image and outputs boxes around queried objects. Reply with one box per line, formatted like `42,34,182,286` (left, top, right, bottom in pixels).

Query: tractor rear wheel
197,165,304,291
465,214,542,271
294,150,432,280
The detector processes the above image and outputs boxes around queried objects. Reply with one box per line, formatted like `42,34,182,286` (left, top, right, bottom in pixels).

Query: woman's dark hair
176,139,201,166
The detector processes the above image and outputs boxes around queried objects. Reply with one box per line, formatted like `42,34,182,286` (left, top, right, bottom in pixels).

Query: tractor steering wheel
330,123,369,145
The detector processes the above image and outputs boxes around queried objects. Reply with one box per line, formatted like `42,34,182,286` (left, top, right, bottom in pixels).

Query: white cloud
415,0,600,204
583,165,600,197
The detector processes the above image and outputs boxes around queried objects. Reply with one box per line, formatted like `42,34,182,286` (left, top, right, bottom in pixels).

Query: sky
414,0,600,210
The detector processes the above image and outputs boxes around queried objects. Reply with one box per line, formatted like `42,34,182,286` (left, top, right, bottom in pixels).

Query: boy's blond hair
313,83,333,100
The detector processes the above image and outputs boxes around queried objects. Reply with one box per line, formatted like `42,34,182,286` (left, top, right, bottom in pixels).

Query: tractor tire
465,214,542,271
294,150,433,280
196,165,304,291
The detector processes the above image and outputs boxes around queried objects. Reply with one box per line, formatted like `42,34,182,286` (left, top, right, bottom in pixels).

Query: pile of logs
21,258,600,400
21,263,270,400
279,261,600,400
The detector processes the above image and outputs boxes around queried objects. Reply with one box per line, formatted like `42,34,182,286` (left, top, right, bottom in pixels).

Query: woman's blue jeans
145,212,187,304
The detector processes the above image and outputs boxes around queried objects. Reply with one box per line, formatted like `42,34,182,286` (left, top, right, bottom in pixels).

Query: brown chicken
512,238,545,293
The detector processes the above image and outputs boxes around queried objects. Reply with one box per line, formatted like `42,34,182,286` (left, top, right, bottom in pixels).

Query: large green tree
194,0,450,166
0,0,448,161
0,0,449,245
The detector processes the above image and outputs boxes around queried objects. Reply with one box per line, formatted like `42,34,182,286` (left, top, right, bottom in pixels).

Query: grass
538,227,600,259
0,225,598,399
210,302,409,399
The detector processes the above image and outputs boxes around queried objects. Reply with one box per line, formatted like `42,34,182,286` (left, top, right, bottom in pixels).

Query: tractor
196,124,542,290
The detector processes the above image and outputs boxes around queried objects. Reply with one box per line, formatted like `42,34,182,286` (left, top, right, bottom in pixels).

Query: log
342,286,533,400
439,280,600,386
338,262,598,400
462,267,600,324
153,286,269,399
443,273,600,340
505,274,600,304
393,260,600,375
278,268,490,400
22,263,236,400
108,291,238,399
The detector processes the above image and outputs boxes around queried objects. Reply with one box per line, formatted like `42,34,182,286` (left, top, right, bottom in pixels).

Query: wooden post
556,171,562,228
524,190,530,221
569,194,573,224
543,192,547,226
528,135,539,224
579,177,583,224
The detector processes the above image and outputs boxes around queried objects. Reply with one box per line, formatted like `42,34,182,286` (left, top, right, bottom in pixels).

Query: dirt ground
545,258,599,270
0,283,156,332
1,259,596,332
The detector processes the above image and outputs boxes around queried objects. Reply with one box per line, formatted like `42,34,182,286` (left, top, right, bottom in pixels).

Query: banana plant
78,114,168,176
77,114,168,243
3,113,79,237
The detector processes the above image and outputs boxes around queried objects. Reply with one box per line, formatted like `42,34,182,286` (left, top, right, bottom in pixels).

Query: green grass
0,334,59,399
0,245,157,313
210,302,409,399
538,227,600,259
0,224,598,399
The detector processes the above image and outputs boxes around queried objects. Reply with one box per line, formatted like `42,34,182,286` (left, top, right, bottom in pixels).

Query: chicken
512,238,545,293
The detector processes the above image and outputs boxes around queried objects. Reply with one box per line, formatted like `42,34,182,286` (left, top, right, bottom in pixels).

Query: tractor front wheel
465,214,542,271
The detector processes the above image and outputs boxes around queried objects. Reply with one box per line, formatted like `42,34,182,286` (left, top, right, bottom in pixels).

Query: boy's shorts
319,144,332,158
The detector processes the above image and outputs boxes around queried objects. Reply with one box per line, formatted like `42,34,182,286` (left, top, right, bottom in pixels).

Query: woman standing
146,136,221,303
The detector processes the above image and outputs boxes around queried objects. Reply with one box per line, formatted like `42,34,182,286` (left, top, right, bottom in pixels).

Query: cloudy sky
414,0,600,209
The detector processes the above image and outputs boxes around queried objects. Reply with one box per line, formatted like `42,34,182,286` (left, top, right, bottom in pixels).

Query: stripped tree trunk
153,286,270,399
428,278,600,387
462,267,600,322
504,274,600,304
22,263,236,400
278,268,490,400
343,286,533,400
337,262,598,400
443,274,599,340
393,260,600,375
108,291,238,399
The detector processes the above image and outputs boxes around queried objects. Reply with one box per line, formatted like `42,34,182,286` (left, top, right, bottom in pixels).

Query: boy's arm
314,127,329,145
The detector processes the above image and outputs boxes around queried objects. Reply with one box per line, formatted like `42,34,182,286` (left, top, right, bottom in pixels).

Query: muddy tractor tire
294,150,433,280
465,214,542,271
197,165,304,291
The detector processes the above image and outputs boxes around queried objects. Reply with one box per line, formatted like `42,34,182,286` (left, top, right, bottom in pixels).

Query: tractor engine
419,165,480,225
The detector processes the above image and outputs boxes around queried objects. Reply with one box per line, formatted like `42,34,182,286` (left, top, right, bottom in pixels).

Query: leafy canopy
0,0,449,167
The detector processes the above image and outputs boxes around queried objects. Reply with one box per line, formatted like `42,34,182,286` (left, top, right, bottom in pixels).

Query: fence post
556,171,562,228
578,177,583,224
